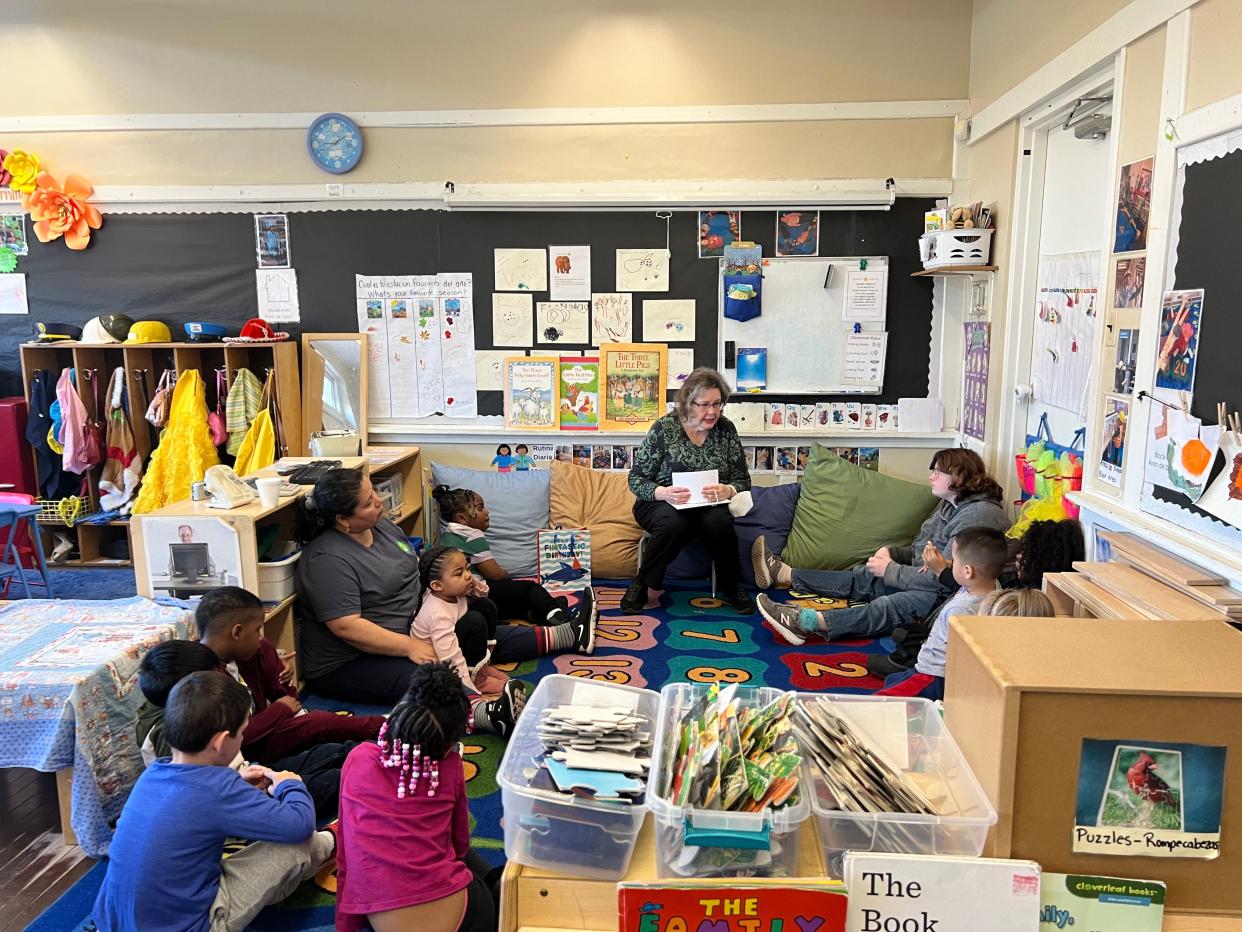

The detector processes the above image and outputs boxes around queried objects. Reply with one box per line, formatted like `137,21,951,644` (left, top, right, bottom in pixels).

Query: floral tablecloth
0,596,194,856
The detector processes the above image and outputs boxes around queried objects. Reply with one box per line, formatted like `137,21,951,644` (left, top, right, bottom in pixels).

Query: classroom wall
1186,0,1242,108
0,0,972,186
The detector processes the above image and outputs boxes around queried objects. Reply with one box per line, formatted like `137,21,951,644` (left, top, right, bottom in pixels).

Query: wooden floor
0,768,94,931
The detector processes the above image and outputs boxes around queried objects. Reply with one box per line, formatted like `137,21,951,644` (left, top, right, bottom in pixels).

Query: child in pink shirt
336,661,499,932
411,545,597,738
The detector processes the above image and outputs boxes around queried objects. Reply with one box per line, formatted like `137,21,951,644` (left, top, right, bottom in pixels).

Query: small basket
35,496,97,526
919,229,993,269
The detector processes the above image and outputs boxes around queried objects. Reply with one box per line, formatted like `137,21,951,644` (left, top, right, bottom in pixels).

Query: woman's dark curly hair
1015,519,1085,587
929,448,1004,501
384,661,471,761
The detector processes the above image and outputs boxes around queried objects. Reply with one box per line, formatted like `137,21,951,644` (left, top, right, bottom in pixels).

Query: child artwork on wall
1155,289,1203,402
1114,158,1153,253
1097,395,1129,489
698,210,740,258
591,292,633,345
775,210,820,257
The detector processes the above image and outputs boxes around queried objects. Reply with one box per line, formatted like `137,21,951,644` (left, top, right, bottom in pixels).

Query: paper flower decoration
23,173,102,250
2,149,41,193
0,149,10,189
0,247,15,273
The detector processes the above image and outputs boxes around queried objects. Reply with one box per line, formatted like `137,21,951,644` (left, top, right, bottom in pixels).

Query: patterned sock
536,620,577,654
776,563,793,586
467,693,487,734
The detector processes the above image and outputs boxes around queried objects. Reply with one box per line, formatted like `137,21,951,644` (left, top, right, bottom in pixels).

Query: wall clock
306,112,363,174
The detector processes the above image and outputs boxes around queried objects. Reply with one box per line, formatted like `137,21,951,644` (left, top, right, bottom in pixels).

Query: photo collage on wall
747,445,879,476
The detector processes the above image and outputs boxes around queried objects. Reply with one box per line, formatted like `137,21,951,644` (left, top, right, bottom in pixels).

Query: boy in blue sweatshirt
92,671,335,932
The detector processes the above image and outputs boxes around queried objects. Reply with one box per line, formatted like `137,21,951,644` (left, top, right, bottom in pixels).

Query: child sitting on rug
196,587,385,763
876,527,1007,701
137,636,353,820
93,672,335,932
336,661,502,932
413,545,596,738
432,484,597,628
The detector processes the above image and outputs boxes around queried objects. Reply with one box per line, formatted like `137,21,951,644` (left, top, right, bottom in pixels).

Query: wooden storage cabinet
18,340,300,568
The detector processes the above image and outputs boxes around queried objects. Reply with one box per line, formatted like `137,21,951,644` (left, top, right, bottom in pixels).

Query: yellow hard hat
124,320,173,344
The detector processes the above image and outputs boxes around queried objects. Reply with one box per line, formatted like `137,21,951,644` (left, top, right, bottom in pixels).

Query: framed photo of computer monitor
139,517,244,600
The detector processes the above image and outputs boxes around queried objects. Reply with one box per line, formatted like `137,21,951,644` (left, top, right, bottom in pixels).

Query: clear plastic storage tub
800,694,997,878
496,674,658,880
647,683,810,879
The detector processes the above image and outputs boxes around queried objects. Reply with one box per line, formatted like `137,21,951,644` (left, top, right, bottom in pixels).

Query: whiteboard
717,256,888,395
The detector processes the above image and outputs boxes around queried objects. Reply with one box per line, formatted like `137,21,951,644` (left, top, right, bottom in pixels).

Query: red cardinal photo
1127,752,1175,806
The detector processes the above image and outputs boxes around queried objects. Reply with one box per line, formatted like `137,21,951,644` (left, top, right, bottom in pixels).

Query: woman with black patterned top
623,367,754,615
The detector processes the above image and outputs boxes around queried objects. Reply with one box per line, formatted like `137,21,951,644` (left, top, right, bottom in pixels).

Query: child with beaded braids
433,484,597,630
336,661,501,932
413,545,596,738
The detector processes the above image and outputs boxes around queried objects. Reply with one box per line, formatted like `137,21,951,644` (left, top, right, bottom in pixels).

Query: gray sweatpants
209,831,333,932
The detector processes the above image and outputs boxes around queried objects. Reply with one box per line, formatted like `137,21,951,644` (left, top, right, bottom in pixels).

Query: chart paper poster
1040,873,1165,931
1031,250,1100,417
844,332,887,385
1073,738,1226,859
600,342,667,432
618,883,847,932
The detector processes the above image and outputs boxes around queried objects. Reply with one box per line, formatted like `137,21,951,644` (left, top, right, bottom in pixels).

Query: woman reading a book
624,367,754,616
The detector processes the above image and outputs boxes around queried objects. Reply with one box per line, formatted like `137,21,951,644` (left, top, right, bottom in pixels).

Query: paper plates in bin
223,317,290,344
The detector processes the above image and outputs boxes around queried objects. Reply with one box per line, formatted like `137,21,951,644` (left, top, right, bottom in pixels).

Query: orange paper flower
2,149,41,193
23,173,103,250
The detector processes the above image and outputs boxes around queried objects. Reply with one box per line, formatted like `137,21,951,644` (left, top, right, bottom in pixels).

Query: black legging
633,499,740,591
485,577,565,625
305,612,489,706
459,848,501,932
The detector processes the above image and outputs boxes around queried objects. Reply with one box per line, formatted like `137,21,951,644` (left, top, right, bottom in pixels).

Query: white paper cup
256,477,282,508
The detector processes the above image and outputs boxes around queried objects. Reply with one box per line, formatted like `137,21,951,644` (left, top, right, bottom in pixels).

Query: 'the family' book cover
1039,873,1165,931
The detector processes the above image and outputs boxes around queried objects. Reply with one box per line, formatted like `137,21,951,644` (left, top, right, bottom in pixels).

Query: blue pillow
665,483,802,586
429,463,550,577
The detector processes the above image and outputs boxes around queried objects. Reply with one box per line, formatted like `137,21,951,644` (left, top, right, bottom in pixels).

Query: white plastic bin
647,683,810,879
919,228,993,268
799,694,996,879
496,674,657,880
257,543,300,602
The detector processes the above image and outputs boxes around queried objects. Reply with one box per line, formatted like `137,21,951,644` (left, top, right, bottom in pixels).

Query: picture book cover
1040,873,1165,931
618,882,847,932
735,347,767,391
1072,737,1226,859
557,355,599,431
600,342,668,431
503,355,558,431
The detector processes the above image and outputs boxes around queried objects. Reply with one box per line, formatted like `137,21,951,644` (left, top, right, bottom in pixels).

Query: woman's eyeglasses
691,401,725,411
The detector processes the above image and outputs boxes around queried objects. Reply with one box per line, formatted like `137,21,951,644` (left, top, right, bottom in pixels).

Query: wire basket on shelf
34,496,98,527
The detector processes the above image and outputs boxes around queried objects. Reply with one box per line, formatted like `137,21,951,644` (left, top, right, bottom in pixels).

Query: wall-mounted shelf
910,265,998,277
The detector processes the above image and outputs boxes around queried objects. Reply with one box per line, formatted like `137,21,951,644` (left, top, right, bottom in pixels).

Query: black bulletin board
1148,147,1242,522
1,201,935,415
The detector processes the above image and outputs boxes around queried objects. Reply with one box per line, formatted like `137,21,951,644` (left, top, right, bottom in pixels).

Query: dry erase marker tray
496,674,658,880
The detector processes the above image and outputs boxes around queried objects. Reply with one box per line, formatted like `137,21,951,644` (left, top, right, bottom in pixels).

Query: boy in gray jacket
754,449,1010,643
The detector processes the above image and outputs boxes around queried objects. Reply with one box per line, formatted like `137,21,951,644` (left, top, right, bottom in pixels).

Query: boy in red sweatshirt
196,587,385,763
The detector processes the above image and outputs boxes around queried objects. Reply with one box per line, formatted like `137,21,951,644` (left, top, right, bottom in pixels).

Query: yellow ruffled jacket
132,370,221,514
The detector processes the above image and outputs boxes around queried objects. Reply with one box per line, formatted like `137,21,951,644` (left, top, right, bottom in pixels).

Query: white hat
79,317,121,344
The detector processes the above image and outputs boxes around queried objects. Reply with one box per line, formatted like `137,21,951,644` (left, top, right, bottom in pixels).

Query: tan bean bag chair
548,461,643,578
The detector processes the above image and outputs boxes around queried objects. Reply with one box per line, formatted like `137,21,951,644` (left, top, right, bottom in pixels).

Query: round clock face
307,113,363,174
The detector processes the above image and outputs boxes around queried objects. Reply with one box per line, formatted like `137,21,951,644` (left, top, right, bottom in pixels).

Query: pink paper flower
23,173,103,250
0,149,11,189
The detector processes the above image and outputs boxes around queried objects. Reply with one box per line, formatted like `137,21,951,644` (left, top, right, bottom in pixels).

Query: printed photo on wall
612,445,634,470
698,210,741,258
141,517,244,600
775,446,797,475
775,210,820,257
796,446,811,473
1155,289,1204,400
1114,157,1153,253
1114,256,1146,309
0,215,28,256
254,214,291,268
1097,396,1130,489
754,446,774,473
834,447,860,465
592,446,613,470
1114,328,1140,394
572,444,592,468
857,447,880,471
1073,738,1226,859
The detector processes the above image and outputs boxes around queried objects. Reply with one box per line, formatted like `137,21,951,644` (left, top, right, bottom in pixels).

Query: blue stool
0,504,54,599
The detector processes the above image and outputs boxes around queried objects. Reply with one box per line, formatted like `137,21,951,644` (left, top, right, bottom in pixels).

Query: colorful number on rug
664,619,757,656
665,654,768,686
462,737,504,797
595,612,660,650
553,653,648,687
779,651,885,692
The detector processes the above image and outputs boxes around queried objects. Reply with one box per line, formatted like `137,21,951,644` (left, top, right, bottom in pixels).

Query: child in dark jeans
94,672,335,932
433,484,597,627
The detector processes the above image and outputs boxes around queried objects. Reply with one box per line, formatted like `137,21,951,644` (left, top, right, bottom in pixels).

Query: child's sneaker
571,601,597,655
482,688,517,738
757,593,812,646
574,586,598,626
505,679,529,722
